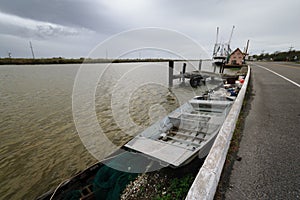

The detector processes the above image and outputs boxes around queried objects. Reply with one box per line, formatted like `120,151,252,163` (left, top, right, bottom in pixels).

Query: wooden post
169,60,174,88
213,63,217,73
182,63,186,74
198,59,202,71
219,63,225,73
182,63,186,83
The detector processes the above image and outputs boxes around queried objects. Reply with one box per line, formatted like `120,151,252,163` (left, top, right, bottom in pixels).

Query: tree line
252,50,300,62
0,57,172,65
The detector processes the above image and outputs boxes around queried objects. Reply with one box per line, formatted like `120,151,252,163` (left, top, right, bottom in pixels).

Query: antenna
29,41,35,59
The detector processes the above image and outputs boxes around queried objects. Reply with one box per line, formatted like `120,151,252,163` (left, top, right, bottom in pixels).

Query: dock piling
220,64,225,73
213,63,217,73
198,60,202,71
181,63,186,83
169,60,174,88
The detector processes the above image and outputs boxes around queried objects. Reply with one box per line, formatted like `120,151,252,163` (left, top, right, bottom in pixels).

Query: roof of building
230,48,243,56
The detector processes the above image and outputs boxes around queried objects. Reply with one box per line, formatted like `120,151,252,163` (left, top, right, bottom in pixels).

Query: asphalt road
225,62,300,200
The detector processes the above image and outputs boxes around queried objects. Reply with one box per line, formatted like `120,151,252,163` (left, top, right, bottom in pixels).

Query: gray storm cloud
0,0,299,58
0,12,83,39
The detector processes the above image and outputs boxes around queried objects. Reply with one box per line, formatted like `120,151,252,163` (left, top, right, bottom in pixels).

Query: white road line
253,63,300,88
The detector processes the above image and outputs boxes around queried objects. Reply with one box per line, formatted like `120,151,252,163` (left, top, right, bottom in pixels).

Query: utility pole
29,41,35,59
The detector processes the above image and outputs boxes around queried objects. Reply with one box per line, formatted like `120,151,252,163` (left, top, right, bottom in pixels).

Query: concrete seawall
185,65,251,200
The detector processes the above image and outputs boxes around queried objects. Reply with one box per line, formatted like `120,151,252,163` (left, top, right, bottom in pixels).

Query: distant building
228,48,244,65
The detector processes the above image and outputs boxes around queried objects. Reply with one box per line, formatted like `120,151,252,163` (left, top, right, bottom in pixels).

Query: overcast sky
0,0,299,58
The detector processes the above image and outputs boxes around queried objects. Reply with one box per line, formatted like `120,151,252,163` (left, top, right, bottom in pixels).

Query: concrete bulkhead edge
185,65,251,200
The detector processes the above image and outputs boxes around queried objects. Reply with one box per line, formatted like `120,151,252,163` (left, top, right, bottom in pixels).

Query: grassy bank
121,157,205,200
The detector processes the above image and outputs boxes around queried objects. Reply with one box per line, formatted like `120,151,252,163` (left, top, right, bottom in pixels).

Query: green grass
154,174,194,200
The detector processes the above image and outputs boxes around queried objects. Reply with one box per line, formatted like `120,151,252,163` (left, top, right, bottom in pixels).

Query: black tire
190,76,202,88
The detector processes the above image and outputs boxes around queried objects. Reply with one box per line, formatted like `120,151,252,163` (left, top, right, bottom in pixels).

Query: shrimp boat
125,89,234,167
212,26,235,66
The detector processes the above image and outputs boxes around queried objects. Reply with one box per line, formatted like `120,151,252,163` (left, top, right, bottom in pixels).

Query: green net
92,151,153,200
93,165,138,200
63,151,157,200
62,190,81,200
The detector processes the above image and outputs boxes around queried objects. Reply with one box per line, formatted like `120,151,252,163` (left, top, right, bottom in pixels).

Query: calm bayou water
0,61,214,199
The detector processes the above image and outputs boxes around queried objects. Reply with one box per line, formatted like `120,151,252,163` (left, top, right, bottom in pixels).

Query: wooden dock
168,61,238,88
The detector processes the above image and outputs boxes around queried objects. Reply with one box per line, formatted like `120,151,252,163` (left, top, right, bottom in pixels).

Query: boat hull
125,97,233,167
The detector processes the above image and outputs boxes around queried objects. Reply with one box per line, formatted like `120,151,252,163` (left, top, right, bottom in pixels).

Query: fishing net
93,151,155,199
62,190,81,200
63,151,158,200
92,165,138,200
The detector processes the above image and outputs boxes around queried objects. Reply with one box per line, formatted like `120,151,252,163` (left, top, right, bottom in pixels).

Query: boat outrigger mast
212,25,235,66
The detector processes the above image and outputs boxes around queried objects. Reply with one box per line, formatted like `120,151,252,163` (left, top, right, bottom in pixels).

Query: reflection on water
0,61,213,199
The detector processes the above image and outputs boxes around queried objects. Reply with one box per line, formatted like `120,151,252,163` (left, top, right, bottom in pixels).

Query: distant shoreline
0,58,209,65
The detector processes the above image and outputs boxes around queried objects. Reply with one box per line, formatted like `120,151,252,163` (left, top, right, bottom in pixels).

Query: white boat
125,90,233,167
212,26,235,66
